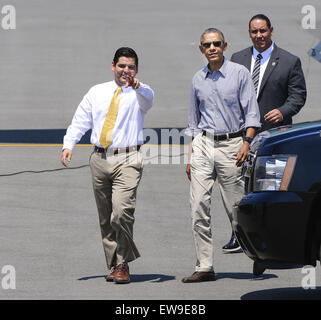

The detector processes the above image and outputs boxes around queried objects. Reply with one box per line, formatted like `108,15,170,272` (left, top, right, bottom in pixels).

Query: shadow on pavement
78,274,175,283
241,286,321,300
215,272,278,281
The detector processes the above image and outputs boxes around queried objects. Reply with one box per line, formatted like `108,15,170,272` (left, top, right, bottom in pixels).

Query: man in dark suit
231,14,306,132
222,14,307,253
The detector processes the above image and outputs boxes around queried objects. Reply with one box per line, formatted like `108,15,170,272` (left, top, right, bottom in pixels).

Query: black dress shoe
182,271,215,283
222,232,242,253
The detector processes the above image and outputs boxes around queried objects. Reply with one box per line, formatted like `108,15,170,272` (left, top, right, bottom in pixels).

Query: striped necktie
99,86,122,148
252,53,262,94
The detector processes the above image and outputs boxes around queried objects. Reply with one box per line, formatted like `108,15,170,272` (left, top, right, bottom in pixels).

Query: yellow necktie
99,86,122,148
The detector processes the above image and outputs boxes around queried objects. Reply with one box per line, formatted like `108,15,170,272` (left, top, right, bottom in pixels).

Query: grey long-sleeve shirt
185,58,261,137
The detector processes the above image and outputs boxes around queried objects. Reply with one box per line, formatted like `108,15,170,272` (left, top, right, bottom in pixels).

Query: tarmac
0,0,321,301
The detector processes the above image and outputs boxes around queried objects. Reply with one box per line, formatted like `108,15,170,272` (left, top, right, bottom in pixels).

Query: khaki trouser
89,150,143,269
190,132,245,272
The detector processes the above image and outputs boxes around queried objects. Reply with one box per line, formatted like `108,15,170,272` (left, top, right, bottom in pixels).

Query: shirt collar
253,41,274,60
203,57,227,79
112,80,132,93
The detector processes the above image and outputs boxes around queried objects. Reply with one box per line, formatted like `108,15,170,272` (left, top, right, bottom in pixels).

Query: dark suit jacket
231,44,307,131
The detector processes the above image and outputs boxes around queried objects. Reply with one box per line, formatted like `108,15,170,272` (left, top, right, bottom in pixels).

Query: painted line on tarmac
0,143,185,147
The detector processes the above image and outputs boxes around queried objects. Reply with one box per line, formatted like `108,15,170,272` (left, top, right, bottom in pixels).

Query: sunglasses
201,41,222,48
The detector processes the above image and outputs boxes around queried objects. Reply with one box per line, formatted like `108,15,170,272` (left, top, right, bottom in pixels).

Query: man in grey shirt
182,28,261,283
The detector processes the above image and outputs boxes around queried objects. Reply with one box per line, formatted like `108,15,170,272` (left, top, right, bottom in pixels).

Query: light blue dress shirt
185,58,261,137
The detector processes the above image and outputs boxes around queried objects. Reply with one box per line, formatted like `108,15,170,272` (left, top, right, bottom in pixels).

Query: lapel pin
272,62,276,66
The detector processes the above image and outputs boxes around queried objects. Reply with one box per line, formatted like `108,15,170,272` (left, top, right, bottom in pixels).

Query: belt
94,145,141,155
202,130,243,141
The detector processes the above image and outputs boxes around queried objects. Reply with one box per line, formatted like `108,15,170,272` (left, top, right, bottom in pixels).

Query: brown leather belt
94,145,141,155
202,130,243,141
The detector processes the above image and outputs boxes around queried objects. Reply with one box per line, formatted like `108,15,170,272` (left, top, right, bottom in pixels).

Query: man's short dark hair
249,14,272,29
200,28,225,44
113,47,139,67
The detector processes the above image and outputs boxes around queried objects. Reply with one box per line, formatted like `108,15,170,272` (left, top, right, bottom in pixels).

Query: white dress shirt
250,42,274,97
63,80,154,150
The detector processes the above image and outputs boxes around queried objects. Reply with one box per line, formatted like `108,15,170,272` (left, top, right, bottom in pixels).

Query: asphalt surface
0,0,321,302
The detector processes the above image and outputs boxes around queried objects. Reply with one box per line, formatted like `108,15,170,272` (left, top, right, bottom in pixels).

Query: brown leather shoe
182,271,215,283
113,263,130,284
105,267,117,282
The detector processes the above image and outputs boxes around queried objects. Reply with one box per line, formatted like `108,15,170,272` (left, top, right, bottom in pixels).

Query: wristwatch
243,136,253,144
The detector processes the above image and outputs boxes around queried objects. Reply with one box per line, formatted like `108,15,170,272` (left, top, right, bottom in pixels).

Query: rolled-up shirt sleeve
136,83,154,113
239,68,261,129
63,90,93,150
185,82,202,137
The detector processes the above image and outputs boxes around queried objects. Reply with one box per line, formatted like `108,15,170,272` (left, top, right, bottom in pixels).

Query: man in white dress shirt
61,47,154,284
